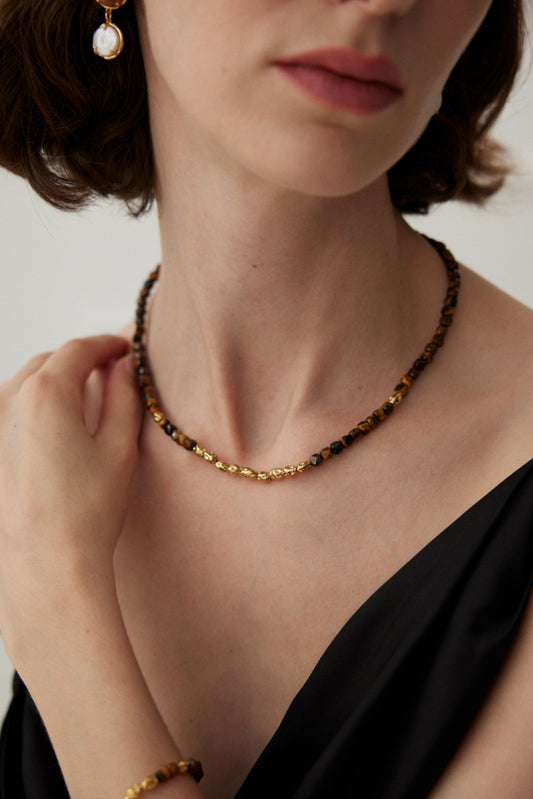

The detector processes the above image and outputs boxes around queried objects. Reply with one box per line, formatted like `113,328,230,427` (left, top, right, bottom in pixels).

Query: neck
144,169,445,465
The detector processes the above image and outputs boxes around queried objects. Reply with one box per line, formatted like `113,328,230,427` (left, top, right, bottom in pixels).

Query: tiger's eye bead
178,432,197,450
164,422,176,436
413,359,427,372
340,433,354,447
320,447,332,460
330,441,343,455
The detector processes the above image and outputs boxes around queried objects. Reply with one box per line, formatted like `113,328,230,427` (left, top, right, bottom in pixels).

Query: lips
274,48,405,114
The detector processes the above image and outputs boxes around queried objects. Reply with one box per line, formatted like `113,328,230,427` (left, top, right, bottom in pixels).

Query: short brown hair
0,0,525,215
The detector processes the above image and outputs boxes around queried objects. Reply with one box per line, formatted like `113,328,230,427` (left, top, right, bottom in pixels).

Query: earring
93,0,129,61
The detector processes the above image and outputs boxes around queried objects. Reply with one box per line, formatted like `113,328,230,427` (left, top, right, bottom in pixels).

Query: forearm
10,578,203,799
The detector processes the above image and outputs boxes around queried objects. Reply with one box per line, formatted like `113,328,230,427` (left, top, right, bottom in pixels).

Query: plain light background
1,29,532,721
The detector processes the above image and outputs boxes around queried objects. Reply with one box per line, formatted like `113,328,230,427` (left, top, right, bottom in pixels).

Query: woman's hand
0,335,143,661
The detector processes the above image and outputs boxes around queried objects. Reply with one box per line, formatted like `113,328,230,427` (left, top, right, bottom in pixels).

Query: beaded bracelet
121,760,204,798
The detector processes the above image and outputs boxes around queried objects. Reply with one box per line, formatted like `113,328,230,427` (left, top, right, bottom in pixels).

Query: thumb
97,354,144,450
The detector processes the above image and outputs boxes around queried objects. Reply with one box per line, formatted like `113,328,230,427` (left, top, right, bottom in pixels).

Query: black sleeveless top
2,459,533,799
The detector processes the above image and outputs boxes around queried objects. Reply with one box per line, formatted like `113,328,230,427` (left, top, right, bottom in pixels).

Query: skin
1,1,533,798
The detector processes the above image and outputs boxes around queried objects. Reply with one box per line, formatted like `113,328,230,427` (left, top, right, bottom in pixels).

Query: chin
241,142,394,200
285,164,384,198
230,115,415,200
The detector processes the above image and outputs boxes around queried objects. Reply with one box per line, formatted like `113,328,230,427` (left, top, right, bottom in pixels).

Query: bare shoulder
448,266,533,466
460,266,533,382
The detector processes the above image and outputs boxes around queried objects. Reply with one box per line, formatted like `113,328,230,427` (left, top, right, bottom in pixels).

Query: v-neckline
234,456,533,798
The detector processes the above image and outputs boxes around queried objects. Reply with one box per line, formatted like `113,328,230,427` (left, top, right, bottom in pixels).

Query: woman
0,0,532,797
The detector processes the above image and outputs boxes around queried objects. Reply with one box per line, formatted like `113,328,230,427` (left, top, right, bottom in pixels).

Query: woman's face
137,0,492,197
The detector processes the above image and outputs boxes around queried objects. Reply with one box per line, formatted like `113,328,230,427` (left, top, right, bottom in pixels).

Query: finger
96,355,144,452
5,351,53,392
39,336,131,395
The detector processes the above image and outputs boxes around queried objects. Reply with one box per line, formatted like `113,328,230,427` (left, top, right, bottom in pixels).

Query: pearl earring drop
93,0,129,60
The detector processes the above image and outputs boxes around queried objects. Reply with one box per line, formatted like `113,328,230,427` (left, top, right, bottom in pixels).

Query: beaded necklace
133,236,459,482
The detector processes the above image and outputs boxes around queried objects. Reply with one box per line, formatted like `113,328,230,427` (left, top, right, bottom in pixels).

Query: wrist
5,567,123,682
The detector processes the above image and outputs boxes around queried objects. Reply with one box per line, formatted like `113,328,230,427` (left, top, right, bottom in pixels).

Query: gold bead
388,392,403,406
297,461,311,472
270,468,284,479
194,445,205,458
257,472,272,481
240,467,257,478
228,464,240,473
215,460,229,471
140,775,158,790
283,465,297,476
203,450,217,463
